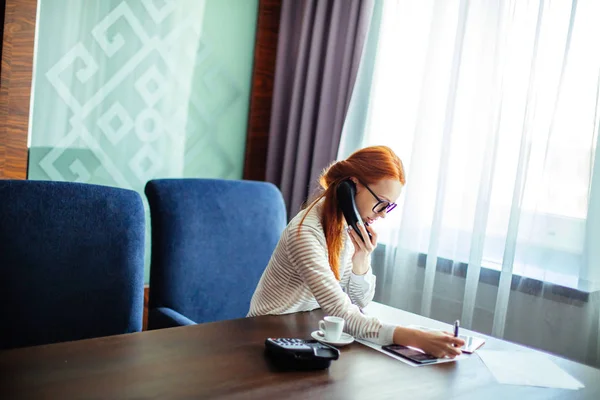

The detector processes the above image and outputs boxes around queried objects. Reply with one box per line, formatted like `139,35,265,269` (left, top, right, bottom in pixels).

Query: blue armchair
145,179,286,329
0,180,145,349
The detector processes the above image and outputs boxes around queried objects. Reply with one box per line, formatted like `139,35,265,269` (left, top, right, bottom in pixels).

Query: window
361,0,600,286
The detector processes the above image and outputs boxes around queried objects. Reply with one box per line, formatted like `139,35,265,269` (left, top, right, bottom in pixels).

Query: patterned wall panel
28,0,259,281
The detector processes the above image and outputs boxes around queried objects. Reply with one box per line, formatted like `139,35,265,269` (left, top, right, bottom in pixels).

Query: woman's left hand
347,222,377,275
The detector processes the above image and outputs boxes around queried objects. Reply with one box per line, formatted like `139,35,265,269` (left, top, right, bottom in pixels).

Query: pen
454,320,460,339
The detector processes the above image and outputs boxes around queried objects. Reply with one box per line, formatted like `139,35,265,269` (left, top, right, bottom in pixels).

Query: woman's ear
349,177,360,192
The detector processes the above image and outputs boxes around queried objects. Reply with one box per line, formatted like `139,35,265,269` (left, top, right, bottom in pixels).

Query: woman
249,146,464,358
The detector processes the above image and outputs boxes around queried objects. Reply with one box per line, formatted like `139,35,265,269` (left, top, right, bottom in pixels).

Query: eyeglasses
359,181,397,214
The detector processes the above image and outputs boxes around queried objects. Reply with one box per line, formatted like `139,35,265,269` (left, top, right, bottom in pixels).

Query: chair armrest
148,307,196,330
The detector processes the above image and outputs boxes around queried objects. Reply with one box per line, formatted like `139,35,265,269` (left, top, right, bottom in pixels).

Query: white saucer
311,330,355,347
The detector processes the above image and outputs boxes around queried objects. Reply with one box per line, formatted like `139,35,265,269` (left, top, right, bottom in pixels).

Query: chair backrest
145,178,286,324
0,180,145,349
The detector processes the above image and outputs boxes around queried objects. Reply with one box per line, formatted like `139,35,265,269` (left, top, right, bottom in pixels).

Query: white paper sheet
477,350,585,390
356,339,465,367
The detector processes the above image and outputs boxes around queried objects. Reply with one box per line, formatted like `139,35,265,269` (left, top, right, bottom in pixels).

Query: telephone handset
336,179,372,243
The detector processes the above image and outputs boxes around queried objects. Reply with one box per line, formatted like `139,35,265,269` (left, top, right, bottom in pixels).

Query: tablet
381,344,439,364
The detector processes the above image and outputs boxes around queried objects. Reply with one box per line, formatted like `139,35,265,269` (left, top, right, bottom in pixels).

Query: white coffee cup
318,316,345,341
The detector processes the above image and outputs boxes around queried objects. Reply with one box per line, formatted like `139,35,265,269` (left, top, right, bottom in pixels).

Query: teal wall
28,0,259,282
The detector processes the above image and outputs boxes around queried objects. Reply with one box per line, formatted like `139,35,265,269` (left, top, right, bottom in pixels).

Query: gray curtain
266,0,375,218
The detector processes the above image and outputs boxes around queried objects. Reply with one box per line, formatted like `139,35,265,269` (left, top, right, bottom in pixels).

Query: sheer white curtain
341,0,600,367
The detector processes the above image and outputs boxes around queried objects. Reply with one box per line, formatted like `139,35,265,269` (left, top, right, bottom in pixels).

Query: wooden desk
1,302,599,399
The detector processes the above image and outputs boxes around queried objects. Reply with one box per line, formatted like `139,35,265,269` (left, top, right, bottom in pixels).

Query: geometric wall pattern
28,0,259,281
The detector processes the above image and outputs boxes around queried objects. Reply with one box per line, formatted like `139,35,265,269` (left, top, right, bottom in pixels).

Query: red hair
299,146,405,280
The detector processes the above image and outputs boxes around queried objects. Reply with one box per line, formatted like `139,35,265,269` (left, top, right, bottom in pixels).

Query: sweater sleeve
346,269,377,309
286,225,394,345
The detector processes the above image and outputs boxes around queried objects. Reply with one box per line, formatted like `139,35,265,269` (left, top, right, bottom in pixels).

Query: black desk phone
264,338,340,370
337,179,372,243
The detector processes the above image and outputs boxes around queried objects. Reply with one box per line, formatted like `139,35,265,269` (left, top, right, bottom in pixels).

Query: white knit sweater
248,201,395,345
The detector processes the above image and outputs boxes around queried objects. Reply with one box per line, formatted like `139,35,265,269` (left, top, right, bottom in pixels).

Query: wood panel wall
0,0,6,76
0,0,36,179
143,285,149,331
243,0,282,182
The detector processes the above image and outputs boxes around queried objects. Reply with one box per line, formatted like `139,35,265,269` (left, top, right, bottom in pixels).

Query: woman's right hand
393,326,465,358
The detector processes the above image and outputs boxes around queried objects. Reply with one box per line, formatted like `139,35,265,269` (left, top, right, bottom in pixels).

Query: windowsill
415,253,600,303
373,244,600,303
